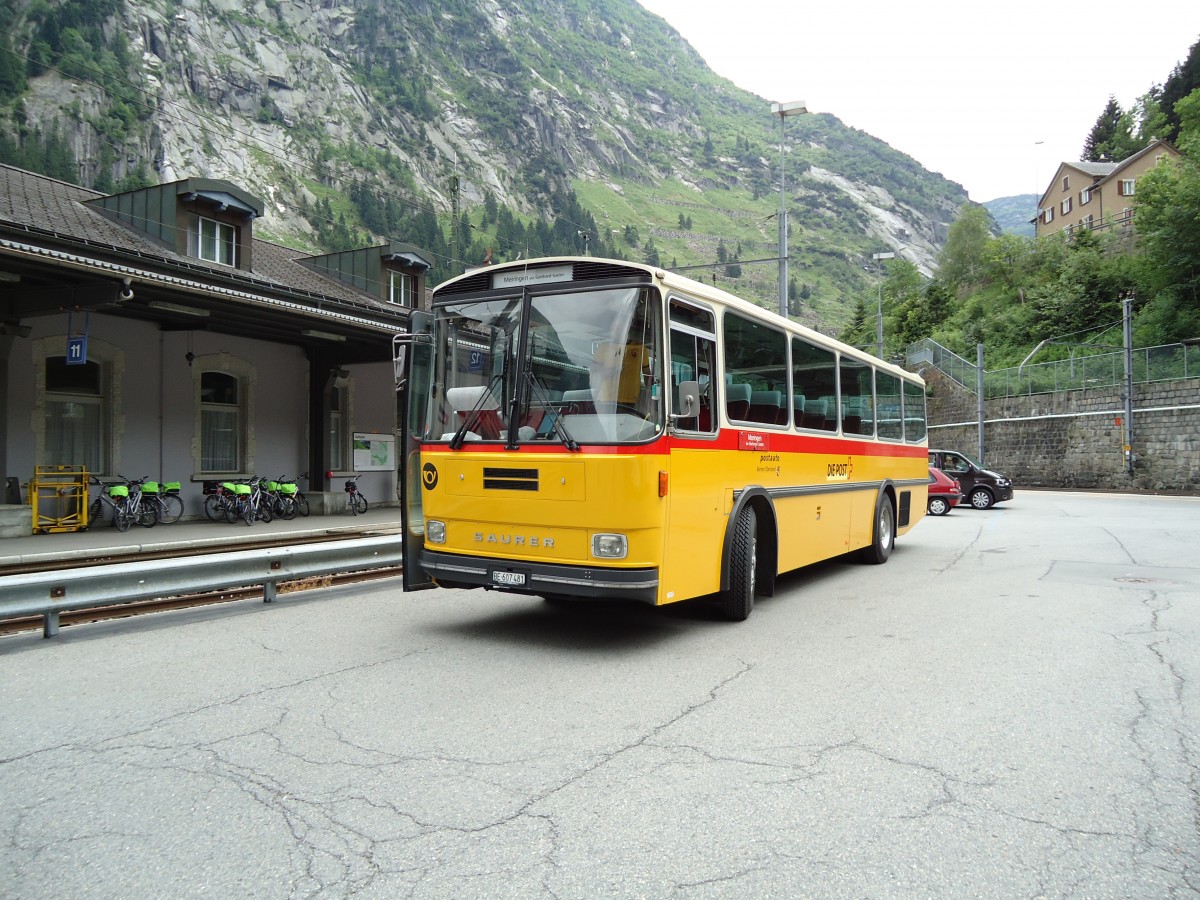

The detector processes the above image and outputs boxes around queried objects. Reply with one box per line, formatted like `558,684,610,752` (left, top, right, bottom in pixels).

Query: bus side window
792,336,836,432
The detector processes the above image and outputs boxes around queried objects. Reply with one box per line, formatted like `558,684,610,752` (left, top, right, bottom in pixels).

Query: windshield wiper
524,371,579,451
449,372,504,450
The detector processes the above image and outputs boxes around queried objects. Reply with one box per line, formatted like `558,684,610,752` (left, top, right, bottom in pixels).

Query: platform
0,507,406,571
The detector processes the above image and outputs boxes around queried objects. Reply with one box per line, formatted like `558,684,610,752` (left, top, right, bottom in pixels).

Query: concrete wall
925,369,1200,491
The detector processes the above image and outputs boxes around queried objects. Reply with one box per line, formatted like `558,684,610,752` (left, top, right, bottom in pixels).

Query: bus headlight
592,533,628,559
426,520,446,543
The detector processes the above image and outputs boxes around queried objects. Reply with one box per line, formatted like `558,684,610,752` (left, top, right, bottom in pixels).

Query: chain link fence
906,338,1200,400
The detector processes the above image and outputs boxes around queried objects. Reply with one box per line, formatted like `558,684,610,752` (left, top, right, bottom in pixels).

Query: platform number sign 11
66,335,88,366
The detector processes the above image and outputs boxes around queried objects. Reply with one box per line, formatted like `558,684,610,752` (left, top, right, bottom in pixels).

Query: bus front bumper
420,549,659,604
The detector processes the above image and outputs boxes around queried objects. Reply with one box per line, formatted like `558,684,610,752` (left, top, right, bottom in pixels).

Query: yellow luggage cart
31,465,90,534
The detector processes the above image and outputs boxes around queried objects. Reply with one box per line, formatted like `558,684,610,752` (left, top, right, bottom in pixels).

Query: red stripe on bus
421,431,927,458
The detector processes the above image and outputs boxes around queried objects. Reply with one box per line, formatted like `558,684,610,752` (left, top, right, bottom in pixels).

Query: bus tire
722,505,757,621
859,495,895,565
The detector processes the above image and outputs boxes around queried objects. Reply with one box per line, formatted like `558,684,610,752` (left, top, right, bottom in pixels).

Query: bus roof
432,256,923,386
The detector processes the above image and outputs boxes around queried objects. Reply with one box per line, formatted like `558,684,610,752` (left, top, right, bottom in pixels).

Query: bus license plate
491,569,527,587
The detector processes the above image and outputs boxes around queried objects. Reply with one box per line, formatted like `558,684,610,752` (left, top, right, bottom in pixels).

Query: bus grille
483,467,539,491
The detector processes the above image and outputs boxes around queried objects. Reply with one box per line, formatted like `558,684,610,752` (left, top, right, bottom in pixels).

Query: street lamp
872,250,895,358
771,100,808,319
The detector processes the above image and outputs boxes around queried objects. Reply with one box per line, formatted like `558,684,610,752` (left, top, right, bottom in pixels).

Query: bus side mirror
392,339,407,392
677,380,700,417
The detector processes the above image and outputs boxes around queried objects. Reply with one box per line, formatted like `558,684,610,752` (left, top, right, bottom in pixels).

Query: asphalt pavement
2,490,1199,897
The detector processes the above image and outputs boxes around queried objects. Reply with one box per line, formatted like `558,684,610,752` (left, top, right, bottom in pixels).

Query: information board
352,433,396,471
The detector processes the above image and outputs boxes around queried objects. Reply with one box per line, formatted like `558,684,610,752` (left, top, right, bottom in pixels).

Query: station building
0,163,432,536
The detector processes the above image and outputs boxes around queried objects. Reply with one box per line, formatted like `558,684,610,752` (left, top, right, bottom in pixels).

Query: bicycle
120,477,158,531
203,482,237,522
87,476,128,530
87,475,155,532
265,476,300,520
291,474,310,517
140,479,184,525
344,473,368,516
222,478,272,526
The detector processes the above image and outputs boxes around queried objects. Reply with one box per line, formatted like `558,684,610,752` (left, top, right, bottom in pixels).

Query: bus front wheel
722,506,757,621
858,495,895,565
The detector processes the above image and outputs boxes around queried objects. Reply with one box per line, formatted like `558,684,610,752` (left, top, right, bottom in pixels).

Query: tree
839,296,870,348
1083,96,1125,161
1082,96,1143,162
1132,108,1200,342
937,204,992,290
1161,37,1200,142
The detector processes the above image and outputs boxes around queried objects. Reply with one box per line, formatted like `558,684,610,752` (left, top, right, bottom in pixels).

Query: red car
927,467,962,516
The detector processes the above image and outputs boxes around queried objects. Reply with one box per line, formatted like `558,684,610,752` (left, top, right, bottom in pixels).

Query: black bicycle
344,474,368,516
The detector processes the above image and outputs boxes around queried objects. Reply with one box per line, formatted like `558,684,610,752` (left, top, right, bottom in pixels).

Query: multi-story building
1034,139,1180,238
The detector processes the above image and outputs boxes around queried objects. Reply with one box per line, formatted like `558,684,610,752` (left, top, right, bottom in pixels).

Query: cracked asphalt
2,490,1199,898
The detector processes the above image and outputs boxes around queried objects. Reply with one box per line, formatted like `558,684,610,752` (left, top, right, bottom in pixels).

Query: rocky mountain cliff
0,0,971,329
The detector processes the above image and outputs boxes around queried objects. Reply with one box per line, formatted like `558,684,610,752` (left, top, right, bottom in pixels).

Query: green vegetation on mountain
0,0,966,332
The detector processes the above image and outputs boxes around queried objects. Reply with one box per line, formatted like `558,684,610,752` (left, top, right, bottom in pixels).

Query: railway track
0,527,406,636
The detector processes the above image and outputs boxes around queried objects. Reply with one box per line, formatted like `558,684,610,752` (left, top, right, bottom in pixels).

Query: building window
329,384,347,470
200,371,242,472
1080,188,1091,205
44,356,106,472
1061,175,1070,191
189,215,237,266
1082,214,1094,230
1118,179,1136,197
1061,197,1072,215
1043,207,1054,224
388,271,414,307
1119,208,1134,227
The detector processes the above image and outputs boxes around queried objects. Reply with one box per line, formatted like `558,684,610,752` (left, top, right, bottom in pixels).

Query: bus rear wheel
858,495,894,565
722,506,757,621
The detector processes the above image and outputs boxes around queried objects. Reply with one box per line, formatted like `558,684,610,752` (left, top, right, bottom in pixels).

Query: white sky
637,0,1200,201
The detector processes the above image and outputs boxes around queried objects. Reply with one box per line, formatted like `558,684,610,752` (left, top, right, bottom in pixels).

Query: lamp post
771,100,808,319
872,251,895,358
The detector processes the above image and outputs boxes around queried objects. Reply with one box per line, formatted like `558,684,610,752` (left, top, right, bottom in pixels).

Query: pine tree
1161,37,1200,142
1083,97,1124,160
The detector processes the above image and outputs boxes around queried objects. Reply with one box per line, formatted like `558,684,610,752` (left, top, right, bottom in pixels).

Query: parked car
927,449,1014,510
927,466,962,516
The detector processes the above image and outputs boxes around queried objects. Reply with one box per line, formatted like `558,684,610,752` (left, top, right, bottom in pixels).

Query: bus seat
446,385,500,412
802,396,827,430
801,398,830,434
446,385,504,440
842,396,862,434
726,381,752,420
792,395,805,427
818,395,839,431
749,390,784,424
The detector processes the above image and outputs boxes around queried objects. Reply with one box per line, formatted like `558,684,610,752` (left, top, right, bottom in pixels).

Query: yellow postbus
397,257,928,620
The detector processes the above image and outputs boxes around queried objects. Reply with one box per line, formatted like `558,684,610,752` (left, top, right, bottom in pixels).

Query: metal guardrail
1,534,404,639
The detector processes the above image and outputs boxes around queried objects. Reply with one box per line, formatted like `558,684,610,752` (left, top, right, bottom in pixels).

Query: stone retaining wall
925,369,1200,492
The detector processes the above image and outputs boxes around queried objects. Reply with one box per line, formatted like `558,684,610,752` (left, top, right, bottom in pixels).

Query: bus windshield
423,285,664,446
